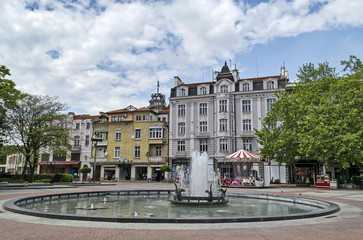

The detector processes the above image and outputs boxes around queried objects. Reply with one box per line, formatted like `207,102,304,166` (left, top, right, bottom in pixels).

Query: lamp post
91,137,103,182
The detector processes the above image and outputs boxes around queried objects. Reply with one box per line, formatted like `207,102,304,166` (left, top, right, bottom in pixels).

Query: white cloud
0,0,363,114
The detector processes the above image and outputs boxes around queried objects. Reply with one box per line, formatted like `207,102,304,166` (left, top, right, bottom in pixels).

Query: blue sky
1,0,363,114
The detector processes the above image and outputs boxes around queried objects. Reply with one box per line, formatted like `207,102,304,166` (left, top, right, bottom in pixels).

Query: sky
1,0,363,115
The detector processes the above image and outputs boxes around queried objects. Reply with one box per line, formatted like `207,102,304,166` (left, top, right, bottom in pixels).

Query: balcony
148,156,168,163
95,140,108,146
71,145,81,151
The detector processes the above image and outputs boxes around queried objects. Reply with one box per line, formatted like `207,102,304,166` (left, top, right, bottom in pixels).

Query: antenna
157,80,160,93
229,59,232,69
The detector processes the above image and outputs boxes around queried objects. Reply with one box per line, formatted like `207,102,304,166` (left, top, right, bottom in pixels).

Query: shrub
60,174,74,182
79,167,92,174
0,178,26,183
160,165,171,172
352,176,362,186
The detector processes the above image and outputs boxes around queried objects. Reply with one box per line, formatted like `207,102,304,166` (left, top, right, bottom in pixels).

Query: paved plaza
1,182,362,240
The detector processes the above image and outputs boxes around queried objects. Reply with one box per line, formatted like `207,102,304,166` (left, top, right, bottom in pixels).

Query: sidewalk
0,182,362,240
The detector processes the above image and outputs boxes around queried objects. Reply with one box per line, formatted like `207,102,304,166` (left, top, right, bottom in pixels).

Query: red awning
38,161,81,165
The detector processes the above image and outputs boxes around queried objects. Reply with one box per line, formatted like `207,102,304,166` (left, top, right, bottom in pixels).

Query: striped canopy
225,149,260,161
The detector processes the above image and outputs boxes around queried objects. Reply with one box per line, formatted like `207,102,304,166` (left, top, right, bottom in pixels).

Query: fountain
3,150,340,223
170,151,228,205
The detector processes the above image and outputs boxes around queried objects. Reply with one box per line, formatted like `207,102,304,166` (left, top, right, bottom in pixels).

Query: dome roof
216,61,234,82
221,61,230,73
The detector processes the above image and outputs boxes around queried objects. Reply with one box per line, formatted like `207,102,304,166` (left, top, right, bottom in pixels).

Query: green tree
5,94,69,182
256,56,363,170
0,65,22,142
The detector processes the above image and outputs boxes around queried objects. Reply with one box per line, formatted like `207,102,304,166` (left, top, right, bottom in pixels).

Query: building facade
169,62,289,184
36,113,97,177
91,88,169,182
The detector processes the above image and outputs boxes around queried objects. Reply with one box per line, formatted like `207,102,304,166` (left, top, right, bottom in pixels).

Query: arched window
220,85,228,93
200,87,207,95
267,81,274,90
179,88,186,96
242,83,250,92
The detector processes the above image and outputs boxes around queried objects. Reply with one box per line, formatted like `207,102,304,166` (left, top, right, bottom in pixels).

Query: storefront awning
38,161,81,165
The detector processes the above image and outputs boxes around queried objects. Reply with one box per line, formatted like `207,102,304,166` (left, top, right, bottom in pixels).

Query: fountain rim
3,190,340,223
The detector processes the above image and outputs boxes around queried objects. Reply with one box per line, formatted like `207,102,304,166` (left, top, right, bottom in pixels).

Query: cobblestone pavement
1,182,362,240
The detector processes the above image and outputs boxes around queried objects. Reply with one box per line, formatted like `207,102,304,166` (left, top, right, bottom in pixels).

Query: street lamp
91,137,103,182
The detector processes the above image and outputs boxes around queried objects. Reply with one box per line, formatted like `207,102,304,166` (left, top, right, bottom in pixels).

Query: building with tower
168,62,289,185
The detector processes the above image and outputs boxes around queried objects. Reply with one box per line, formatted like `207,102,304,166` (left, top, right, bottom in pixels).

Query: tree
0,65,22,142
256,56,363,170
5,94,69,182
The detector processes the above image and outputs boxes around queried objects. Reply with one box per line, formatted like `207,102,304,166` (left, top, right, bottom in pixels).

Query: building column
131,165,136,181
147,165,152,182
115,166,120,182
100,165,105,180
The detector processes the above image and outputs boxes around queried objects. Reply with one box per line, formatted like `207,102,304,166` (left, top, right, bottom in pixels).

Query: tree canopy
256,56,363,169
0,65,22,143
5,94,69,181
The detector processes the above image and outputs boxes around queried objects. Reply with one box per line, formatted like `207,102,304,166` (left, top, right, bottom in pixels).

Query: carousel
218,150,265,187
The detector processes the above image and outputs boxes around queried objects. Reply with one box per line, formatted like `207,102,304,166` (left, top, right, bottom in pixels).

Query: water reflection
24,195,319,218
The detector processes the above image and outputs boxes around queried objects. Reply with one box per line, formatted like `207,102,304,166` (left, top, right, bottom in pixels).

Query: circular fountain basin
3,190,340,223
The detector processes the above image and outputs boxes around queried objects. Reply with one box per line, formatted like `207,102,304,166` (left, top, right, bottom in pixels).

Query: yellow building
92,105,169,181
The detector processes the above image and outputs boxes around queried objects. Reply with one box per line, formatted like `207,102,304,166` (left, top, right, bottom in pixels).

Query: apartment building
169,62,289,184
91,88,169,181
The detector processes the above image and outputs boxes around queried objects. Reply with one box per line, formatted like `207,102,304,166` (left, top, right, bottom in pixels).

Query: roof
239,75,282,81
74,115,98,120
158,110,169,114
182,82,214,87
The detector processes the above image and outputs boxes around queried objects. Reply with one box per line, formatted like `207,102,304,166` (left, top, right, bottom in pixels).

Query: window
134,146,140,158
155,146,162,156
74,136,80,147
149,127,163,139
118,116,123,121
177,140,185,152
221,85,228,93
86,122,90,129
111,116,117,122
199,121,208,132
178,105,185,116
178,122,185,135
76,123,80,130
267,81,274,90
219,119,228,131
242,100,251,112
142,115,148,121
199,103,207,115
243,138,252,151
100,118,108,123
85,135,90,146
134,128,141,139
114,147,120,158
179,88,186,96
242,82,250,91
200,139,208,152
219,100,227,112
115,129,121,140
219,139,228,152
200,87,207,95
243,119,252,131
267,98,276,111
136,115,141,121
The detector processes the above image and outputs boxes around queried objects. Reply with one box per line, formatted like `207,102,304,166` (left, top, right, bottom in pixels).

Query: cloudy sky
1,0,363,114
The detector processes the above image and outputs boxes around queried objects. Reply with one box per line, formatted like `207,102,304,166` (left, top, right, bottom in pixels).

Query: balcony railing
148,156,168,163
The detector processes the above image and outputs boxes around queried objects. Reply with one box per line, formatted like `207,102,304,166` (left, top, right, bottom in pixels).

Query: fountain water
171,151,228,205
